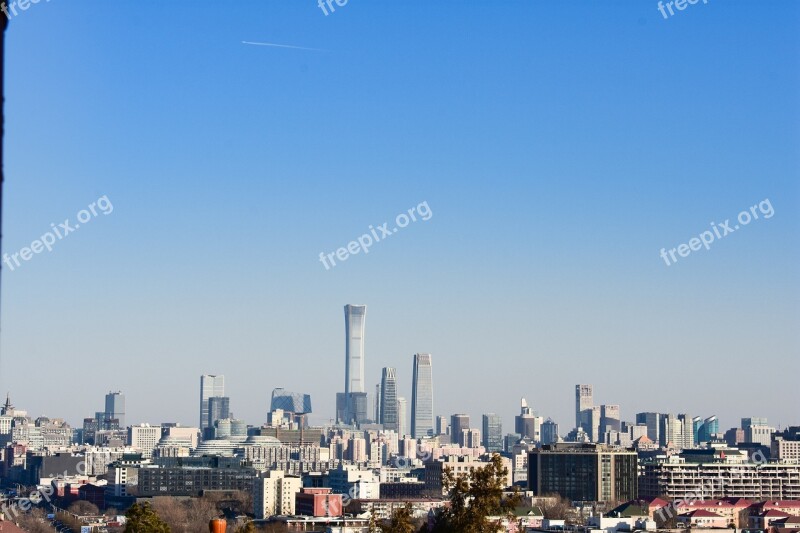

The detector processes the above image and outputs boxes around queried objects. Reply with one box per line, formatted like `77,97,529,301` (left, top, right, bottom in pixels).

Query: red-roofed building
762,501,800,517
0,518,28,532
677,509,728,528
675,498,752,527
752,509,791,529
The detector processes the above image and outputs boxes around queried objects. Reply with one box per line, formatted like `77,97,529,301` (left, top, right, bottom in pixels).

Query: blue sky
1,0,798,433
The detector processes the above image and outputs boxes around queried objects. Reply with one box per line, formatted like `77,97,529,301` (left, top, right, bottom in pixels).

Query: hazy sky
1,1,798,435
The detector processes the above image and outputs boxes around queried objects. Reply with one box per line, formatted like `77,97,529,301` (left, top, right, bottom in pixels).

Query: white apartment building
253,470,302,519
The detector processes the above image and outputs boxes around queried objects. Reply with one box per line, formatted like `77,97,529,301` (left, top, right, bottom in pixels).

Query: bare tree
184,496,222,532
152,496,189,532
68,500,100,516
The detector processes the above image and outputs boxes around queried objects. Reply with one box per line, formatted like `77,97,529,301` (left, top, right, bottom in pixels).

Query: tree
68,500,100,516
125,502,171,533
184,495,221,532
15,508,54,533
541,495,571,520
432,454,521,533
151,496,188,532
235,521,256,533
381,503,416,533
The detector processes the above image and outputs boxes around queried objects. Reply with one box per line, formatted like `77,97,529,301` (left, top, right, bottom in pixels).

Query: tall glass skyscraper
104,391,125,428
200,374,225,431
411,353,434,438
482,413,503,452
342,304,367,424
380,367,398,432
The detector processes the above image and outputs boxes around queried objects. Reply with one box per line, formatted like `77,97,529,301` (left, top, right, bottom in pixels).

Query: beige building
254,470,302,519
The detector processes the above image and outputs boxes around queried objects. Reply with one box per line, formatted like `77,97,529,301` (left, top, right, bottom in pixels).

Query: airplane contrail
242,41,327,52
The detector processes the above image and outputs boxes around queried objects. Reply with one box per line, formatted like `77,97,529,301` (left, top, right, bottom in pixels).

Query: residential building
254,470,302,519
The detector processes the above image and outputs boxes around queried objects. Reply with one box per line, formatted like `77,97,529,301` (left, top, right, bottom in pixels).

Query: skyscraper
515,398,542,440
451,414,470,445
200,375,225,431
435,415,448,436
342,304,367,424
208,396,230,429
482,413,503,452
397,397,407,437
600,405,621,433
104,391,125,428
541,418,559,445
636,412,661,444
380,367,398,432
411,353,434,438
375,383,381,423
575,384,593,431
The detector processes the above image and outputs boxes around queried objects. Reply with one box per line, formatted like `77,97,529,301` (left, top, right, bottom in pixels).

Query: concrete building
451,414,470,445
296,487,343,517
128,424,161,458
425,455,512,494
636,412,660,444
254,470,302,519
772,427,800,462
576,384,593,433
639,451,800,500
528,443,638,502
397,397,407,437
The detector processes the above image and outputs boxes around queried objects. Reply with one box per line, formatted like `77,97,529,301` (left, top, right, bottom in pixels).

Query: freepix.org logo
318,201,432,271
659,198,773,267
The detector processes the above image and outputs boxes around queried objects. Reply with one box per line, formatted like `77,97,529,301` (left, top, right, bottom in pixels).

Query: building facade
528,443,638,502
200,375,225,431
411,353,434,438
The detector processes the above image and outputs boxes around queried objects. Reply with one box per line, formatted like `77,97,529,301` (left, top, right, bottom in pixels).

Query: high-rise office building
411,353,434,438
435,415,448,436
575,384,593,431
541,419,559,445
270,389,312,414
375,383,381,424
104,391,125,428
697,416,719,443
636,412,661,444
200,375,225,431
515,399,544,442
380,367,398,432
342,304,367,424
600,405,621,433
208,396,230,429
451,414,470,445
482,413,503,452
397,397,407,437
